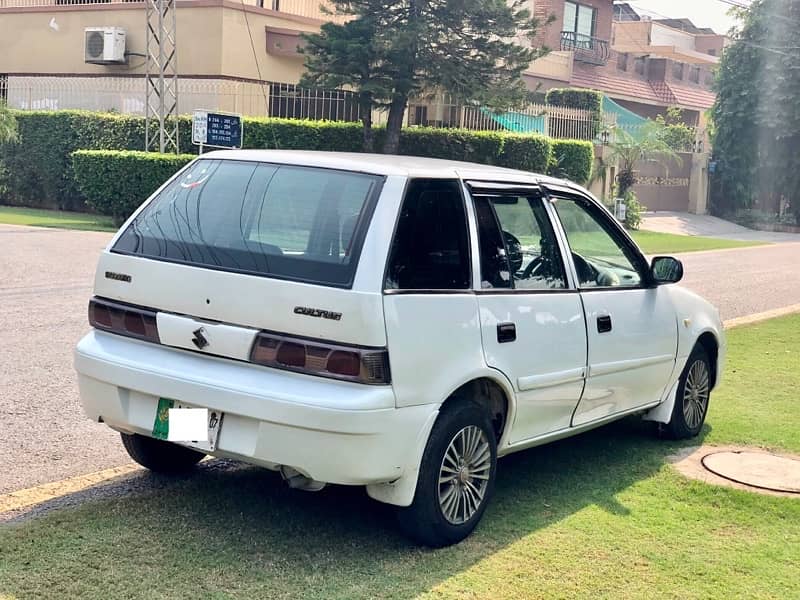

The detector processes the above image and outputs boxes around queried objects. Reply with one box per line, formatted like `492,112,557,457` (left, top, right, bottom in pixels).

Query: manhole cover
701,451,800,494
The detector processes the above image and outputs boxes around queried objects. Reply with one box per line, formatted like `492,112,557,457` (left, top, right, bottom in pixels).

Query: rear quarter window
112,159,384,287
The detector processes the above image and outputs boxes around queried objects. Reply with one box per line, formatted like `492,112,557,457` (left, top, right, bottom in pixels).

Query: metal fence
2,77,660,142
407,94,618,141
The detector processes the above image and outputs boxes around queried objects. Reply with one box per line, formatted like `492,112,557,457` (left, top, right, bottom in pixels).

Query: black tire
665,345,712,439
397,402,497,547
121,432,205,473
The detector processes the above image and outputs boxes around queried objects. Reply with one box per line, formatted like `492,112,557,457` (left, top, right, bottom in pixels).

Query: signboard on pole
192,110,243,150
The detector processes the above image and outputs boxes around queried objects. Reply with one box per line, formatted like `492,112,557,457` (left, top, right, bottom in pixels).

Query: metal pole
145,0,178,153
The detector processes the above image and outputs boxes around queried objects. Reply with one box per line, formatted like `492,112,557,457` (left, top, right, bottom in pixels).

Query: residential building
2,0,722,126
0,0,352,117
523,0,723,128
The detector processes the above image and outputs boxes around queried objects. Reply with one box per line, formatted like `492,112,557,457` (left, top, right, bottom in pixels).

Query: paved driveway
1,224,799,495
642,211,800,243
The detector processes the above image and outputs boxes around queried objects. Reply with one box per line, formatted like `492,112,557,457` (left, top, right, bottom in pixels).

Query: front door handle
497,322,516,343
597,315,612,333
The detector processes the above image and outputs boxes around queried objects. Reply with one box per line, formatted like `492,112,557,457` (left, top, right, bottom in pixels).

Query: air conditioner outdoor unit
84,27,127,64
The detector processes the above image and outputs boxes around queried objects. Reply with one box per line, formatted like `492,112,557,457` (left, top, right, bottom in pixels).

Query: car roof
200,149,576,188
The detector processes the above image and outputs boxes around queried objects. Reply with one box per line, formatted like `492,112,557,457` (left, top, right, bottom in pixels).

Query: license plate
152,397,223,452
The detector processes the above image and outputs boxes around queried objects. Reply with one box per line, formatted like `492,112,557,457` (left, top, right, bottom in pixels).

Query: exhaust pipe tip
279,466,326,492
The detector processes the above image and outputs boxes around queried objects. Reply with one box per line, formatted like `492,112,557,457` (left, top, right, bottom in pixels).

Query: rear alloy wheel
666,346,711,439
121,432,205,474
397,402,497,547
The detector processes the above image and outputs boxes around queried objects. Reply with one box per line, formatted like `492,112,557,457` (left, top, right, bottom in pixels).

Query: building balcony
560,31,610,66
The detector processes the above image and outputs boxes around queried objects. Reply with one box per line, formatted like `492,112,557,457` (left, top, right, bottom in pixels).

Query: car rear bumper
75,330,437,487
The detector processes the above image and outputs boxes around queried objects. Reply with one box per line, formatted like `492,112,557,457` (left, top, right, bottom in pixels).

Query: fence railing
407,94,617,141
3,77,643,143
560,31,610,66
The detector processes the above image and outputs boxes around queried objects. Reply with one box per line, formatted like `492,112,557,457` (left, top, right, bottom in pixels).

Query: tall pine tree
301,0,549,154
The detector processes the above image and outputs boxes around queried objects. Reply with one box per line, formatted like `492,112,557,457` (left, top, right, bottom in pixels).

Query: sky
623,0,748,35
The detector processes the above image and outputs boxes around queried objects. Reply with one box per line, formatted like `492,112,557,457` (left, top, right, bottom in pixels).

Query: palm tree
0,102,18,144
607,120,681,196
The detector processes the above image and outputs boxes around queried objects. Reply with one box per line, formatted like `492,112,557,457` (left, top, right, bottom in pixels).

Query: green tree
301,16,389,152
711,0,800,222
655,107,695,152
301,0,549,154
0,102,18,144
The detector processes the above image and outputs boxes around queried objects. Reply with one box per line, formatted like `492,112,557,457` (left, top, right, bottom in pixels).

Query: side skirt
498,399,662,458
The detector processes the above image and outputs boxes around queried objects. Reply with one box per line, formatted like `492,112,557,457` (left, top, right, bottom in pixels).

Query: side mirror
650,256,683,284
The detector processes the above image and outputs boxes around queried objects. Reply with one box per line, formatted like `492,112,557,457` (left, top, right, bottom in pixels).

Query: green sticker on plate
152,397,174,440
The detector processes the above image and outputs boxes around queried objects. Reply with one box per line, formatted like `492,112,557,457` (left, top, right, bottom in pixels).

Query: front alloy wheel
682,358,710,431
666,345,711,439
397,402,497,547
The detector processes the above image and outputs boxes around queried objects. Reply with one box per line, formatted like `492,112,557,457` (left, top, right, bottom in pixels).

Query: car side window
384,179,471,290
473,194,567,290
550,196,644,288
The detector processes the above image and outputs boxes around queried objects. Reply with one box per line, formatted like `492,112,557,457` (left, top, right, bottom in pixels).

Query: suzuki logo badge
191,327,209,350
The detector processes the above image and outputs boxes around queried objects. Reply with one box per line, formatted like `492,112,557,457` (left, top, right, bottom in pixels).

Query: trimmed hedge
72,150,194,224
545,88,603,113
496,134,552,173
0,111,147,210
549,140,594,185
1,110,592,212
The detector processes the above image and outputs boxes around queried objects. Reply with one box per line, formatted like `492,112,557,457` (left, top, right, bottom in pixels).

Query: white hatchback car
75,150,725,546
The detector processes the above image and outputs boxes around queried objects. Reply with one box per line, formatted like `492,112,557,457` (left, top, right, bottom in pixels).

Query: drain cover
701,451,800,494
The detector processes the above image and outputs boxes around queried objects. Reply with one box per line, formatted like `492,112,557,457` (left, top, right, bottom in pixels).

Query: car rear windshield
112,159,384,287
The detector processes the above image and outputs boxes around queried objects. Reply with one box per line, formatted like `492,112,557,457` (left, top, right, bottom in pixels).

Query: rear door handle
497,322,516,343
597,315,612,333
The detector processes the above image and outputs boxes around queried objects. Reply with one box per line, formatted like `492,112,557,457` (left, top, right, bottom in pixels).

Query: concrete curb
723,303,800,329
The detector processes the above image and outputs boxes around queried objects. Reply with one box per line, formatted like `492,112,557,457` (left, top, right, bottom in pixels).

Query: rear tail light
88,297,160,344
250,332,391,385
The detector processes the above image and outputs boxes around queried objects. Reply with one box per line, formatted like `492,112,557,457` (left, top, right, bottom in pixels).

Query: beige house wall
0,2,315,82
0,5,226,76
220,7,312,82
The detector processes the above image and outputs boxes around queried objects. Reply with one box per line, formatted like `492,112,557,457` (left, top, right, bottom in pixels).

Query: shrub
2,111,592,211
623,189,644,230
397,127,506,164
497,134,552,173
549,140,594,184
0,111,146,210
545,88,603,113
72,150,194,224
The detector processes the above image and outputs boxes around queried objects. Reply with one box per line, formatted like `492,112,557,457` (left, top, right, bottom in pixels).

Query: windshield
112,159,383,287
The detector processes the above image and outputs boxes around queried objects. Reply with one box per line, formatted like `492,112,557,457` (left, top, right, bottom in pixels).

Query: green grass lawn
1,316,798,599
0,205,116,232
631,230,764,255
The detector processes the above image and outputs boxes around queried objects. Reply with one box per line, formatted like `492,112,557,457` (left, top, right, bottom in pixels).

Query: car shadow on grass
0,418,709,599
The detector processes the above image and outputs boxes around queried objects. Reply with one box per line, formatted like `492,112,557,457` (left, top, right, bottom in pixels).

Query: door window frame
382,177,474,295
465,181,578,294
542,185,654,291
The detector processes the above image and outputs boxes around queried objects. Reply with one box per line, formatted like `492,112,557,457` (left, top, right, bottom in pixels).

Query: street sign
192,110,243,149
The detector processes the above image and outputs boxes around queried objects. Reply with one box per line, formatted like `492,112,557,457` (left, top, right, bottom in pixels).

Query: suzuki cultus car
75,151,725,546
